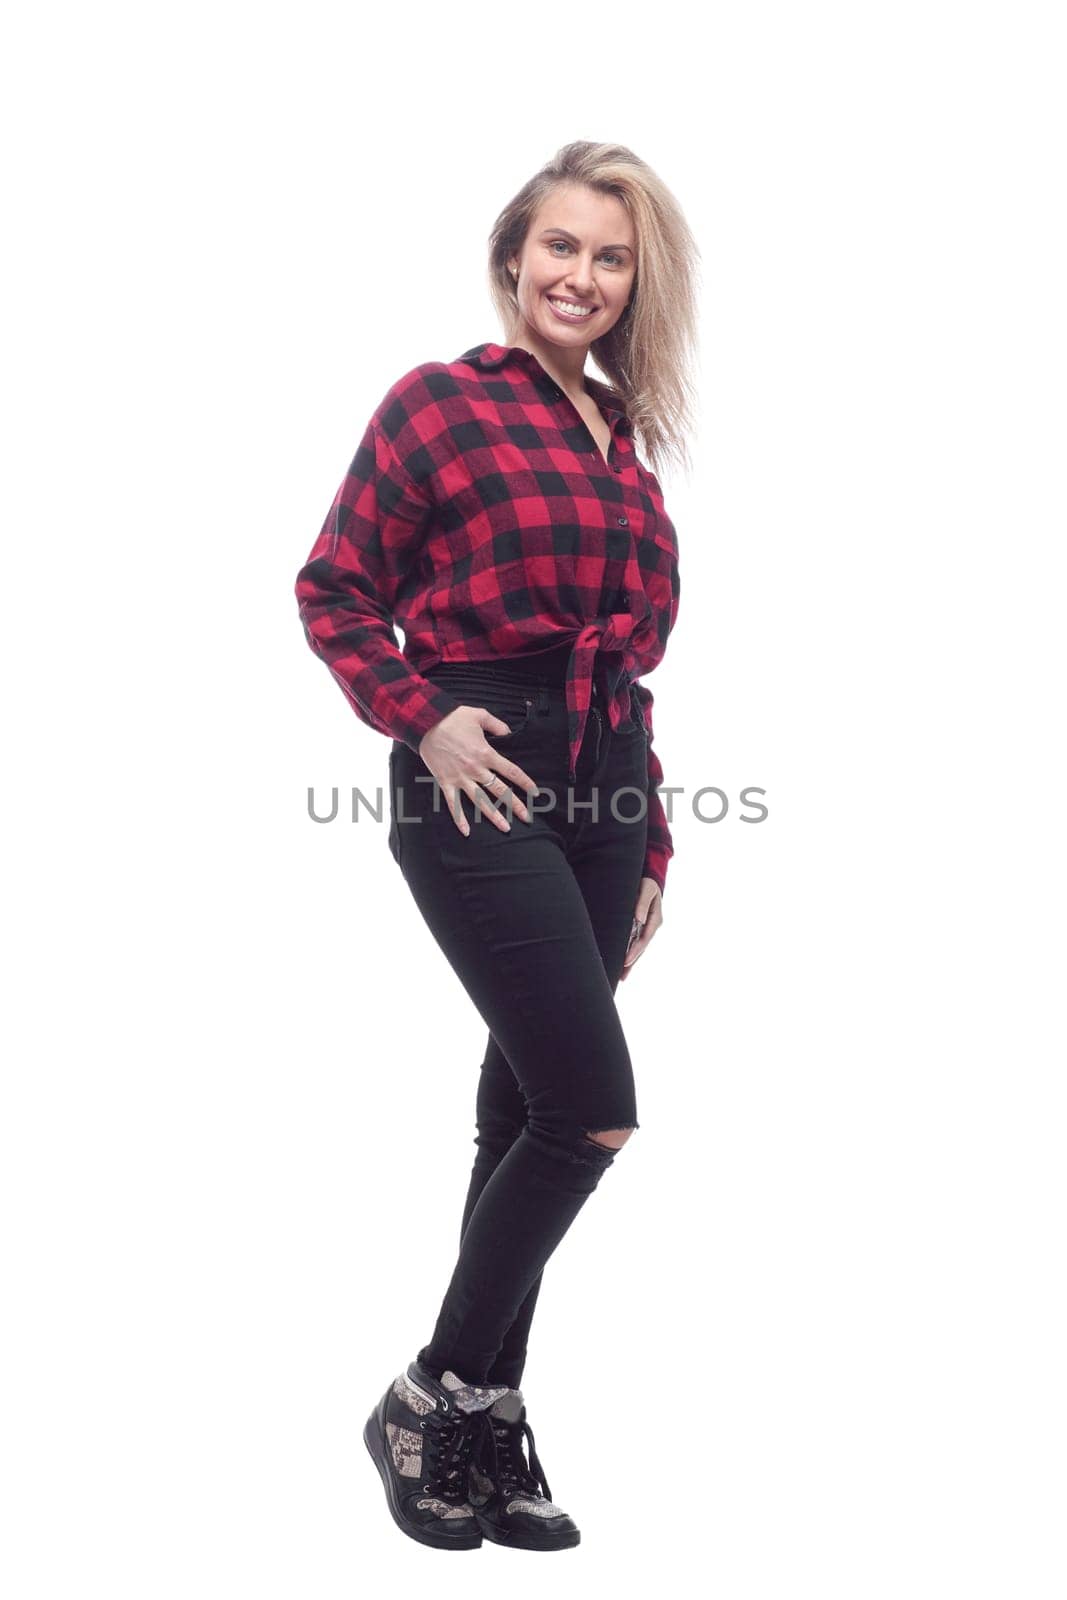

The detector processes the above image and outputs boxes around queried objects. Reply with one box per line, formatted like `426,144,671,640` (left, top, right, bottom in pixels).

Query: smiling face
506,183,637,362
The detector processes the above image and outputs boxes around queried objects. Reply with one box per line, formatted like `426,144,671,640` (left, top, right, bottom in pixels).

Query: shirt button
616,515,629,527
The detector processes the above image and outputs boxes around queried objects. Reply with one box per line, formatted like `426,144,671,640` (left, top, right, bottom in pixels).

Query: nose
566,259,596,296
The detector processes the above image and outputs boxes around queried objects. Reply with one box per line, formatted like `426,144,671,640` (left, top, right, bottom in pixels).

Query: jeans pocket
424,669,537,745
480,691,535,743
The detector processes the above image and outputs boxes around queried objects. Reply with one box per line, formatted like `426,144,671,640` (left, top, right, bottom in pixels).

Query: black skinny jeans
385,643,651,1387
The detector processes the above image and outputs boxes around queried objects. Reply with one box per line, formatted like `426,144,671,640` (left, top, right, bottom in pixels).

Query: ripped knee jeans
386,655,648,1382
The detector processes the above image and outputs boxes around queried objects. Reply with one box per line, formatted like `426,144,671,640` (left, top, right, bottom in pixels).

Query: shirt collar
458,341,632,432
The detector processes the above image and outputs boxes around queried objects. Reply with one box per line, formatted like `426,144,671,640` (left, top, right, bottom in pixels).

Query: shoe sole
363,1398,483,1550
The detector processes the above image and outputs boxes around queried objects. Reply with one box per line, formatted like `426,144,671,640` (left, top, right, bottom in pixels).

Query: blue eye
549,240,624,267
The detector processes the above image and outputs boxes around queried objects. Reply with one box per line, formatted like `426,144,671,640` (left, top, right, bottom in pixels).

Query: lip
545,294,598,323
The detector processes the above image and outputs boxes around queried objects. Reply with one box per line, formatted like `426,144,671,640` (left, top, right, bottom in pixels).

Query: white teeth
548,296,594,318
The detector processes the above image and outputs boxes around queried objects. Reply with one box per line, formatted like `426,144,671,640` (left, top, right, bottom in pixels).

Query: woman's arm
294,412,462,751
633,679,673,896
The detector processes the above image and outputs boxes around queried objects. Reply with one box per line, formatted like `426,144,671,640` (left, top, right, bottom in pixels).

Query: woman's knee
474,1106,526,1157
582,1126,636,1152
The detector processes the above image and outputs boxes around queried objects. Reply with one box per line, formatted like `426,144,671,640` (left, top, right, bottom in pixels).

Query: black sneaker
467,1388,580,1550
363,1361,510,1549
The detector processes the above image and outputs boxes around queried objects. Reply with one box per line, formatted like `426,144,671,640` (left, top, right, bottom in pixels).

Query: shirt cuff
641,844,670,898
392,686,466,753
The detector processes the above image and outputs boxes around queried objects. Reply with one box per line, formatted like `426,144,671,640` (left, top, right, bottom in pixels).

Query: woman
294,140,698,1551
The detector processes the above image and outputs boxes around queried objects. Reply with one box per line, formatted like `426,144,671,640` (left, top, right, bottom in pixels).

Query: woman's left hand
619,878,663,980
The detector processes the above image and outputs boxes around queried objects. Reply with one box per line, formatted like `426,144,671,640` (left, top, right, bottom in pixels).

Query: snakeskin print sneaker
467,1388,581,1550
363,1361,510,1549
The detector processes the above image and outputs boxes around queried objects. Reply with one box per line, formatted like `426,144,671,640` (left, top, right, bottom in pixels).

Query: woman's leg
402,822,635,1381
461,778,650,1389
458,1035,543,1390
388,691,649,1384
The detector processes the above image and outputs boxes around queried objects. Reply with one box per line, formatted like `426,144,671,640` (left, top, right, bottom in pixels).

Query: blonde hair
487,140,701,479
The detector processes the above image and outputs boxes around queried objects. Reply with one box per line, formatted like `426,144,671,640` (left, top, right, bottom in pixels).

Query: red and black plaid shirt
294,341,681,894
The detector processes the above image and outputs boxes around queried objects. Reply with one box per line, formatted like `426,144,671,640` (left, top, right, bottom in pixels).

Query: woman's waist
423,640,579,693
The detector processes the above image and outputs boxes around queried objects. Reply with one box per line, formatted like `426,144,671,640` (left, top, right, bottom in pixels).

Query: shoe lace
420,1409,483,1501
474,1409,552,1503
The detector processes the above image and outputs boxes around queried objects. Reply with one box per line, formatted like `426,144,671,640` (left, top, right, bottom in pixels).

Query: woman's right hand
418,706,538,836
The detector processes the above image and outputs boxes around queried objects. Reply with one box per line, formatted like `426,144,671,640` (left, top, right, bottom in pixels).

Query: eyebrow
538,227,634,255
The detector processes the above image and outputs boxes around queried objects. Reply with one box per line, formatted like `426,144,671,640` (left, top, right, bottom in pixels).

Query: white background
3,2,1064,1595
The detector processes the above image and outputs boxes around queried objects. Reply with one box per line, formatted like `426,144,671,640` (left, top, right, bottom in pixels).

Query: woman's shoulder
363,353,492,486
370,353,485,432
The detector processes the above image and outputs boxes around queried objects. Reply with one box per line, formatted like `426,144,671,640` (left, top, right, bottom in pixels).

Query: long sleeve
633,468,679,899
295,416,464,751
633,680,674,896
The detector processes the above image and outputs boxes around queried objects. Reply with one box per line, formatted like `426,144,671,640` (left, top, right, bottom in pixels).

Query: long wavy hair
487,140,701,479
